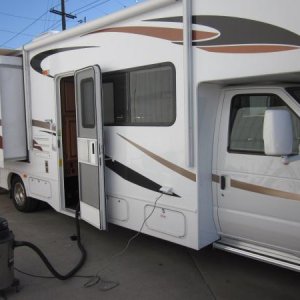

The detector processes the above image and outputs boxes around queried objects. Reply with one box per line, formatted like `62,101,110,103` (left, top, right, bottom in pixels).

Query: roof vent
32,31,60,42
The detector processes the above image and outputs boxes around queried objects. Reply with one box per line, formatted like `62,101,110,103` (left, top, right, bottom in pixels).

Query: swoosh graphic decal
148,16,300,53
212,174,300,202
33,139,43,151
118,134,196,182
85,26,217,42
30,46,97,77
105,156,180,197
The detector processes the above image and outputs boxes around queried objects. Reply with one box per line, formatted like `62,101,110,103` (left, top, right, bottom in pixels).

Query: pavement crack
187,250,218,300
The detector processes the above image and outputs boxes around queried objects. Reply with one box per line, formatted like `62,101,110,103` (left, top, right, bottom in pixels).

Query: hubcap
14,182,26,206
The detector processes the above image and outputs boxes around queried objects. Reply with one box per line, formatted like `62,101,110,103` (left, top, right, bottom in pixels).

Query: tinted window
81,78,95,128
103,63,176,126
229,94,300,154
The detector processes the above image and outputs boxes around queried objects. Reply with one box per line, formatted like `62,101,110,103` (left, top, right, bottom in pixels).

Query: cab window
229,94,300,154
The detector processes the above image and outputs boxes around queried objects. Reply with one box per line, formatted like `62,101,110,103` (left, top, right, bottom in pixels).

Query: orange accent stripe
89,26,217,42
198,45,300,53
118,134,196,182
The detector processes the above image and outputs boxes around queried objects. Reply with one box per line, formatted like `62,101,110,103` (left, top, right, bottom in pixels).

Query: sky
0,0,145,49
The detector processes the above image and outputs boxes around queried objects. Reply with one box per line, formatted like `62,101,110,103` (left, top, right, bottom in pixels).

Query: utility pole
50,0,77,31
61,0,66,30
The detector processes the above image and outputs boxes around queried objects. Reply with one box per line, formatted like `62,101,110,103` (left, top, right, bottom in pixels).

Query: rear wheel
12,177,39,212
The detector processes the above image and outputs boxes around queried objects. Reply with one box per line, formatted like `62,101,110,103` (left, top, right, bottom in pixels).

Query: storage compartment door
75,66,107,230
0,56,27,167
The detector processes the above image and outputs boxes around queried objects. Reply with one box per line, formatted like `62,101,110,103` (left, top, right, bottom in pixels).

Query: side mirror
263,109,293,156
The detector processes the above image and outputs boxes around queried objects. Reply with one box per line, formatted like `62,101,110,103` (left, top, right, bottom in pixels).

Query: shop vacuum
0,206,87,294
0,217,19,292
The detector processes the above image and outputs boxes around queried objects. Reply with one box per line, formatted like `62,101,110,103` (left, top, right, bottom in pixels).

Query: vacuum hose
13,205,87,280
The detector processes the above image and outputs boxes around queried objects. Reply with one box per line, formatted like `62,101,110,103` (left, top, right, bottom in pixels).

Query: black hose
13,205,87,280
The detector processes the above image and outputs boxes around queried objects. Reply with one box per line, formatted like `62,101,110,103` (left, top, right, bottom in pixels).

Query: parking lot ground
1,192,300,300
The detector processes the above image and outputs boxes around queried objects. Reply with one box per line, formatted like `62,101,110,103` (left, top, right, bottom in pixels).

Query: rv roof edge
23,0,179,51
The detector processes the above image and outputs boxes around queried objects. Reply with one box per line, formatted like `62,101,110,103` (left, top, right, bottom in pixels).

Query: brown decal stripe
32,120,56,131
212,174,220,183
0,136,3,149
198,45,299,53
118,134,196,182
87,26,217,42
231,179,300,202
212,173,300,202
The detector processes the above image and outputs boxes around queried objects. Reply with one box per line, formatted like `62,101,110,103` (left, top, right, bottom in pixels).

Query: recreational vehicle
0,0,300,271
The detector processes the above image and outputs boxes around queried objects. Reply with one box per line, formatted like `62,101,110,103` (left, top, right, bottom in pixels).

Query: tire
11,177,39,212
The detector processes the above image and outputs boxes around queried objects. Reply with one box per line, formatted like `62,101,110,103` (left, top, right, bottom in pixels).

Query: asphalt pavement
1,191,300,300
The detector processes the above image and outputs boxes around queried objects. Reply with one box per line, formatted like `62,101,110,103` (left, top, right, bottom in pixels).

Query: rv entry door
74,66,106,230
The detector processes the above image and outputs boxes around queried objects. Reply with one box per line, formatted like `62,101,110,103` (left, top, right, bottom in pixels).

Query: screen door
74,66,106,230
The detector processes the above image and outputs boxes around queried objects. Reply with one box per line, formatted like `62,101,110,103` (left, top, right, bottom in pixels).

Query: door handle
89,141,97,165
220,175,226,190
91,142,95,154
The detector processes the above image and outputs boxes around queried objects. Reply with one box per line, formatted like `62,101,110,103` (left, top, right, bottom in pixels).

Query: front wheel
12,177,39,212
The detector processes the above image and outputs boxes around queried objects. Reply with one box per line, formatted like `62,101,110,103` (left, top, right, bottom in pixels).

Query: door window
228,94,300,154
80,78,95,128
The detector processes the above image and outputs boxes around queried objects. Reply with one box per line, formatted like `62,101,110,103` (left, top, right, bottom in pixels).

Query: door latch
220,175,226,190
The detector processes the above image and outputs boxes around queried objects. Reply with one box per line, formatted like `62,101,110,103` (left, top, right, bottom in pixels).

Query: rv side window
81,78,95,128
103,63,176,126
228,94,300,154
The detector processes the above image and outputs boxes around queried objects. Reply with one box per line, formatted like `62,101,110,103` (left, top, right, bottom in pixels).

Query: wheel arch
8,173,24,196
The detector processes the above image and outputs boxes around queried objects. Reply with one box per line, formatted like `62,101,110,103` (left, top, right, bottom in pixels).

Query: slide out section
0,56,27,167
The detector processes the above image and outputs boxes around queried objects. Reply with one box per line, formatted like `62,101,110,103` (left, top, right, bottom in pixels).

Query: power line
72,0,111,14
71,0,106,13
50,0,77,31
45,0,109,31
0,0,139,47
0,11,49,47
47,0,138,31
0,29,35,37
44,0,52,31
0,0,65,22
0,10,55,22
0,0,68,47
44,19,63,32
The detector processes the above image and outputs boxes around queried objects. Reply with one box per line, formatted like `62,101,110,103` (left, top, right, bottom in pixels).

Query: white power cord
84,193,164,289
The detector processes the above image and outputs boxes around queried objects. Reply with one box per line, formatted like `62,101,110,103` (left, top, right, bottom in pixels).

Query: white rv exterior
1,0,300,271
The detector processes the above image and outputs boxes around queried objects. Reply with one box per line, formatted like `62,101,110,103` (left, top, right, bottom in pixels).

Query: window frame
102,62,176,127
